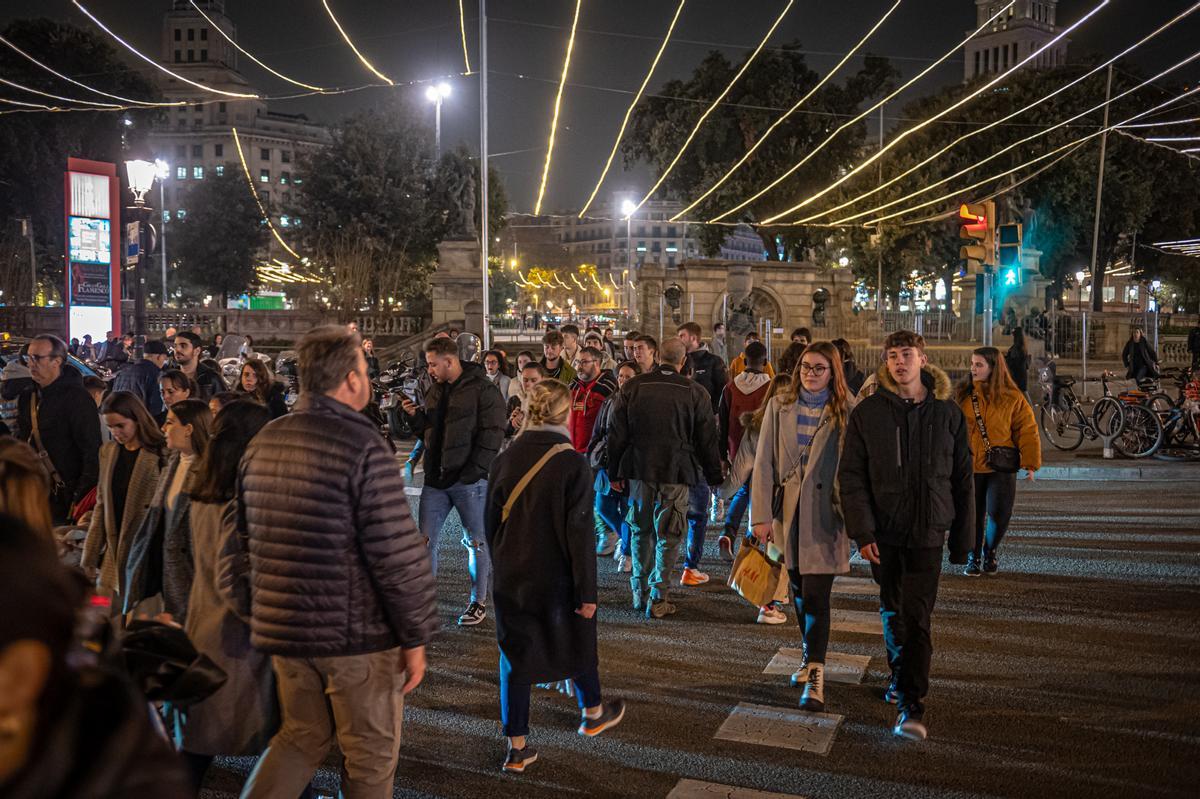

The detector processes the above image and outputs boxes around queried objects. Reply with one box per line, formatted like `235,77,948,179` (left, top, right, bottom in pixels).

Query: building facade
555,192,765,276
147,1,329,255
964,0,1068,82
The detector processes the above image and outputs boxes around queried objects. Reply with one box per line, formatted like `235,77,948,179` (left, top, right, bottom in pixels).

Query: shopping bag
727,541,782,608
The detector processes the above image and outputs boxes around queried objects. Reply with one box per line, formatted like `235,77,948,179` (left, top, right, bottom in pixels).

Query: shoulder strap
502,443,574,522
969,386,992,451
778,406,830,488
29,395,65,488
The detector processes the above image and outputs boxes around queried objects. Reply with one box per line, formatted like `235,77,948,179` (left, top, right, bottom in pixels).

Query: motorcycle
375,359,420,441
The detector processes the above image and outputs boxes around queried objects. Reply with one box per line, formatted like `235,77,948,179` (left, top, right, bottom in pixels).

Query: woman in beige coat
81,391,165,608
751,342,854,713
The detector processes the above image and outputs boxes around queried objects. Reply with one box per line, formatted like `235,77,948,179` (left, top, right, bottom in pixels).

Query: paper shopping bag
727,542,782,608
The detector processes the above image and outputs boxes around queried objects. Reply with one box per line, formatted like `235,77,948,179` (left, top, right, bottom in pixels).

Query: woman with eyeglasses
751,342,855,713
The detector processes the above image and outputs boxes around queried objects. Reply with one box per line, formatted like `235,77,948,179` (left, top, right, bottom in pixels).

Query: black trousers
873,545,943,715
787,570,835,664
973,471,1016,559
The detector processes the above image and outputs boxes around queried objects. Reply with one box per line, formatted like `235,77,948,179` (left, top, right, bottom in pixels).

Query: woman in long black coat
1122,328,1159,381
485,379,626,774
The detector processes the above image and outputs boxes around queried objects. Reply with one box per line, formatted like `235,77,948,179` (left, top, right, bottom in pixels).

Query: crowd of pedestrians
0,311,1048,796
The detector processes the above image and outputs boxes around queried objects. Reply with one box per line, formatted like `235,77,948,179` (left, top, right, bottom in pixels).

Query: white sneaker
756,605,787,625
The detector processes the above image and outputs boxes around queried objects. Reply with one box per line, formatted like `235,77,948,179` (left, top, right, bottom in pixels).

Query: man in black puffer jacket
402,336,506,628
838,330,973,745
17,335,100,524
238,325,437,799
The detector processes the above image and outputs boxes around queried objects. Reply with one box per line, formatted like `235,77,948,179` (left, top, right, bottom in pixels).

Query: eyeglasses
798,363,828,376
577,359,598,366
27,354,60,364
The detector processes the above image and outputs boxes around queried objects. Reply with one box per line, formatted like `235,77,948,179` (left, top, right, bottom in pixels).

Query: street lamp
425,81,451,157
1075,270,1086,313
125,158,159,351
155,159,169,308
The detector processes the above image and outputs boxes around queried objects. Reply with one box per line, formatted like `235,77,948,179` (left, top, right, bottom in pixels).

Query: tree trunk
758,229,779,261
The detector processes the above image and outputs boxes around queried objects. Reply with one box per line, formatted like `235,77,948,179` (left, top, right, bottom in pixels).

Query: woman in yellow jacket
955,347,1042,576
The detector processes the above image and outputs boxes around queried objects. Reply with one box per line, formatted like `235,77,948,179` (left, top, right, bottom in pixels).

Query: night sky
3,1,1198,214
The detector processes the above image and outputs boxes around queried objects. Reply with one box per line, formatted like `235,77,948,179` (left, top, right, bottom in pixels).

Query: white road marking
714,702,843,755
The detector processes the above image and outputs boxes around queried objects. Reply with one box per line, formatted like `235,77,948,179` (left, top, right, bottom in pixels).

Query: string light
72,1,259,98
626,0,796,219
0,96,55,110
672,0,902,221
458,0,473,74
796,2,1199,226
578,0,687,217
759,0,1109,225
861,86,1200,227
708,1,1015,224
1114,128,1200,162
320,0,394,85
0,76,122,108
1145,135,1200,142
189,1,327,92
1118,116,1200,128
232,127,303,259
818,46,1200,227
533,0,584,216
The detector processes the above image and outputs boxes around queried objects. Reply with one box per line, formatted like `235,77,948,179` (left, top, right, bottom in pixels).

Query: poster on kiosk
64,158,121,346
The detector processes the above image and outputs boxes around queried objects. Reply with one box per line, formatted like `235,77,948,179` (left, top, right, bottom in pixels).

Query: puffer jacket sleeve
837,403,877,547
947,406,975,562
750,401,778,527
468,381,507,480
351,439,438,648
1012,394,1042,472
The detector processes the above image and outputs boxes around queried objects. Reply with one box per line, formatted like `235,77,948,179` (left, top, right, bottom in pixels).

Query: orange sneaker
680,568,710,586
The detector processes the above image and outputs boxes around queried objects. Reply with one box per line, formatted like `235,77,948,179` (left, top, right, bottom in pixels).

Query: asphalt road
200,465,1200,799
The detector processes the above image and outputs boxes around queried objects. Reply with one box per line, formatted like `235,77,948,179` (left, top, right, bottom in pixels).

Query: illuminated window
193,166,204,180
177,209,187,220
280,171,290,185
279,215,290,227
259,169,270,183
214,165,225,176
176,166,187,180
162,210,171,223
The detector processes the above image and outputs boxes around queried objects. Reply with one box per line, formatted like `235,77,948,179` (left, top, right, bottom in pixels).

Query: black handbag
970,388,1020,473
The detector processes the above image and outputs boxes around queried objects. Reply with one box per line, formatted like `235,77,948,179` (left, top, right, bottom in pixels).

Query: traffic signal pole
982,267,993,347
1088,64,1113,312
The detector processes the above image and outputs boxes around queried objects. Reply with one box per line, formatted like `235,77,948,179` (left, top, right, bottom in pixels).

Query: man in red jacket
568,346,616,453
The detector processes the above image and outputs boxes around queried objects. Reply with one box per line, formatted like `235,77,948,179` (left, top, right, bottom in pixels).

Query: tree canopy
171,168,266,306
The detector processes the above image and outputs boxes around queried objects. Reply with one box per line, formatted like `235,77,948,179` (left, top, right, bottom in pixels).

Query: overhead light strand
459,0,473,74
533,0,584,216
672,0,903,221
707,1,1016,224
189,1,327,92
232,127,303,260
320,0,395,85
578,0,687,217
627,0,796,218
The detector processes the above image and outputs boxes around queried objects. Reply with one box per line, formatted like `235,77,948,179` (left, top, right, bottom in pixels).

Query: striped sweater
796,387,829,468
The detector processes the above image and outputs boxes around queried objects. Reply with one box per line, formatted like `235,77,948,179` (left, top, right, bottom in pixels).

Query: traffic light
958,201,996,274
997,223,1022,287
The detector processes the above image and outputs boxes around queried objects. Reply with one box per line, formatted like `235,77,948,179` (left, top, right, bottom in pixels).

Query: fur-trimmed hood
872,362,953,402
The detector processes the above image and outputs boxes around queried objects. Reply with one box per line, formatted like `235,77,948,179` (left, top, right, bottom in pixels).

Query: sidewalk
1038,443,1196,481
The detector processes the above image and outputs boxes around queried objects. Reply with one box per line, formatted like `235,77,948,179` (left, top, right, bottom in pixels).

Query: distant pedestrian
484,349,512,398
956,347,1041,576
402,336,506,626
568,346,617,454
583,332,618,371
363,338,380,379
1188,322,1200,371
776,342,806,383
677,322,728,413
714,338,772,533
560,323,582,368
1004,328,1031,394
239,325,437,799
18,335,101,523
172,331,225,399
507,362,547,439
485,380,627,773
711,322,728,363
832,338,865,396
112,338,170,422
159,368,199,408
607,338,723,618
1122,328,1159,382
631,334,658,375
237,359,288,419
622,330,640,362
729,332,776,380
752,342,857,709
838,330,973,742
588,360,639,571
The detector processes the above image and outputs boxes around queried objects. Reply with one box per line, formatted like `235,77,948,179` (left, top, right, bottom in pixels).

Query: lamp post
425,82,451,157
622,198,636,326
155,159,169,308
124,158,158,354
1075,270,1086,314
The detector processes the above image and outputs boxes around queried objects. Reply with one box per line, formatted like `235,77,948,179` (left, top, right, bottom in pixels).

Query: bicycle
1037,367,1125,452
1143,367,1200,461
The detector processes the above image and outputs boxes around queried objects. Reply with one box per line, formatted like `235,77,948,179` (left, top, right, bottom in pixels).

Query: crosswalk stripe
830,609,883,635
667,778,808,799
763,649,871,684
713,702,843,755
831,576,878,596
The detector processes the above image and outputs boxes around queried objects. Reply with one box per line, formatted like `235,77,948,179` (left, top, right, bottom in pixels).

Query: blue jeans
594,471,630,556
499,651,601,738
723,481,751,536
684,482,711,570
419,479,490,604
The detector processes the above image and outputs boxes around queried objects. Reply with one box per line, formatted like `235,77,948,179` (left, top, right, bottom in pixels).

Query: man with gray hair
238,325,437,799
606,337,723,619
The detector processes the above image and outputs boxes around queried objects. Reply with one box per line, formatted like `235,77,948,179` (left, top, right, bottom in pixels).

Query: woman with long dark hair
751,342,856,712
177,399,275,792
238,359,288,419
483,349,511,397
1122,328,1160,382
1005,328,1031,393
81,391,166,607
955,347,1041,576
159,368,199,408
